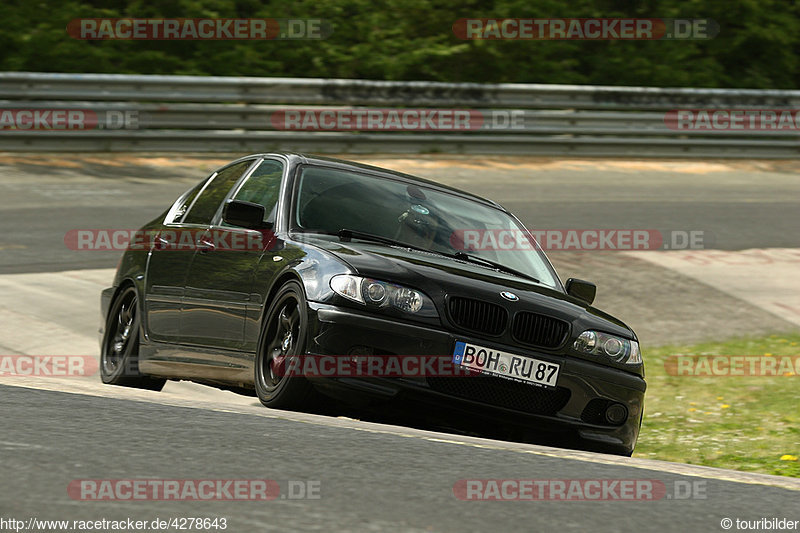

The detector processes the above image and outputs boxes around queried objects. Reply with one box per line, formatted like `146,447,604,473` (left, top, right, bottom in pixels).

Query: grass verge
633,333,800,477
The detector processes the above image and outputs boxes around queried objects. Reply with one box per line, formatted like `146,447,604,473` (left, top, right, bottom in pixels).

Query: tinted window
229,159,284,224
165,181,206,224
183,160,253,225
295,166,560,289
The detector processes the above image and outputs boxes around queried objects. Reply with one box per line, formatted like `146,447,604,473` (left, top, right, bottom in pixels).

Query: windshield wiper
453,251,540,284
338,229,540,284
337,229,435,256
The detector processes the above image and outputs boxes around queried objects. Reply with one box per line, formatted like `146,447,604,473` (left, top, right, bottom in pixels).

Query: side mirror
565,278,596,305
223,200,271,230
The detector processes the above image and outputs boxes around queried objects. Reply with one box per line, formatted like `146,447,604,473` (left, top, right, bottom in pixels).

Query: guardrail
1,72,798,156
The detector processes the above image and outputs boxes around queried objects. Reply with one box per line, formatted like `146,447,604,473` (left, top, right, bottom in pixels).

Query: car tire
254,280,316,410
100,286,166,391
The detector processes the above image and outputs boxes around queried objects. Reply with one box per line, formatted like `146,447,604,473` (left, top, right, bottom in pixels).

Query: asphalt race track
3,384,800,531
1,154,799,531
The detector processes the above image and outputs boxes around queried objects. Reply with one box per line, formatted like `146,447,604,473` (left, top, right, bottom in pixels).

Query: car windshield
293,165,560,289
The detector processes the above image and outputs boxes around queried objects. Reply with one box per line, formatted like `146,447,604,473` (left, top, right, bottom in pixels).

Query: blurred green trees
1,0,797,88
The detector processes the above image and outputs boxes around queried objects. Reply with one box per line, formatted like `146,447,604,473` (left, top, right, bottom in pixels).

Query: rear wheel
254,281,316,409
100,286,165,391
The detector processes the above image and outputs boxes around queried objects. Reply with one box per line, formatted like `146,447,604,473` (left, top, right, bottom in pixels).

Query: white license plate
452,341,560,387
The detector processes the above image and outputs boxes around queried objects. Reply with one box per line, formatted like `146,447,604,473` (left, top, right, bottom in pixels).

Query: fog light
605,403,628,425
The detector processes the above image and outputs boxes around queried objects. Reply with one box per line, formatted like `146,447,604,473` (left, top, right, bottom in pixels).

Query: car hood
303,236,636,340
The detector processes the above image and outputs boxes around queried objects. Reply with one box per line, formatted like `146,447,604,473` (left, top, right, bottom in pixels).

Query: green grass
633,333,800,478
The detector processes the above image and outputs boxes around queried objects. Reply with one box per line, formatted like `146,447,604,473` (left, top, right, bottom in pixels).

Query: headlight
330,275,437,316
573,330,641,365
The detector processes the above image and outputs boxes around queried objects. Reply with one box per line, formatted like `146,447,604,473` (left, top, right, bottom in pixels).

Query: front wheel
100,286,165,391
254,281,316,409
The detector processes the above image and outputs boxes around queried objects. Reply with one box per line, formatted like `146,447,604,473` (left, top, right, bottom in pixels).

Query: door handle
196,238,216,253
154,236,170,250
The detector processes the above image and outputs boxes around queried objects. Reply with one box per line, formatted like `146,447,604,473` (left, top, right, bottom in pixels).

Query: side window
165,180,206,224
182,160,254,225
228,159,284,224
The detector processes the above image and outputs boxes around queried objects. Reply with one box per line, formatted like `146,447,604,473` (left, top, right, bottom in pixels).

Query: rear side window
165,181,205,224
182,160,254,225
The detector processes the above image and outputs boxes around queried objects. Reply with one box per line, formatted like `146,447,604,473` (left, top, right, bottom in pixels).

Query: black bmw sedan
99,152,645,455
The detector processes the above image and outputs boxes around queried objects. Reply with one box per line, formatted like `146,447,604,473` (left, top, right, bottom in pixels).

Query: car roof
235,152,505,211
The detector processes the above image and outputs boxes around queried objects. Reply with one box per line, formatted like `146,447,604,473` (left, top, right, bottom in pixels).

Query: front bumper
304,302,646,455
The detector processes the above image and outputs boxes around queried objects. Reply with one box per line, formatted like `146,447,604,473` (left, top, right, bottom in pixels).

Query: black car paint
100,152,645,454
